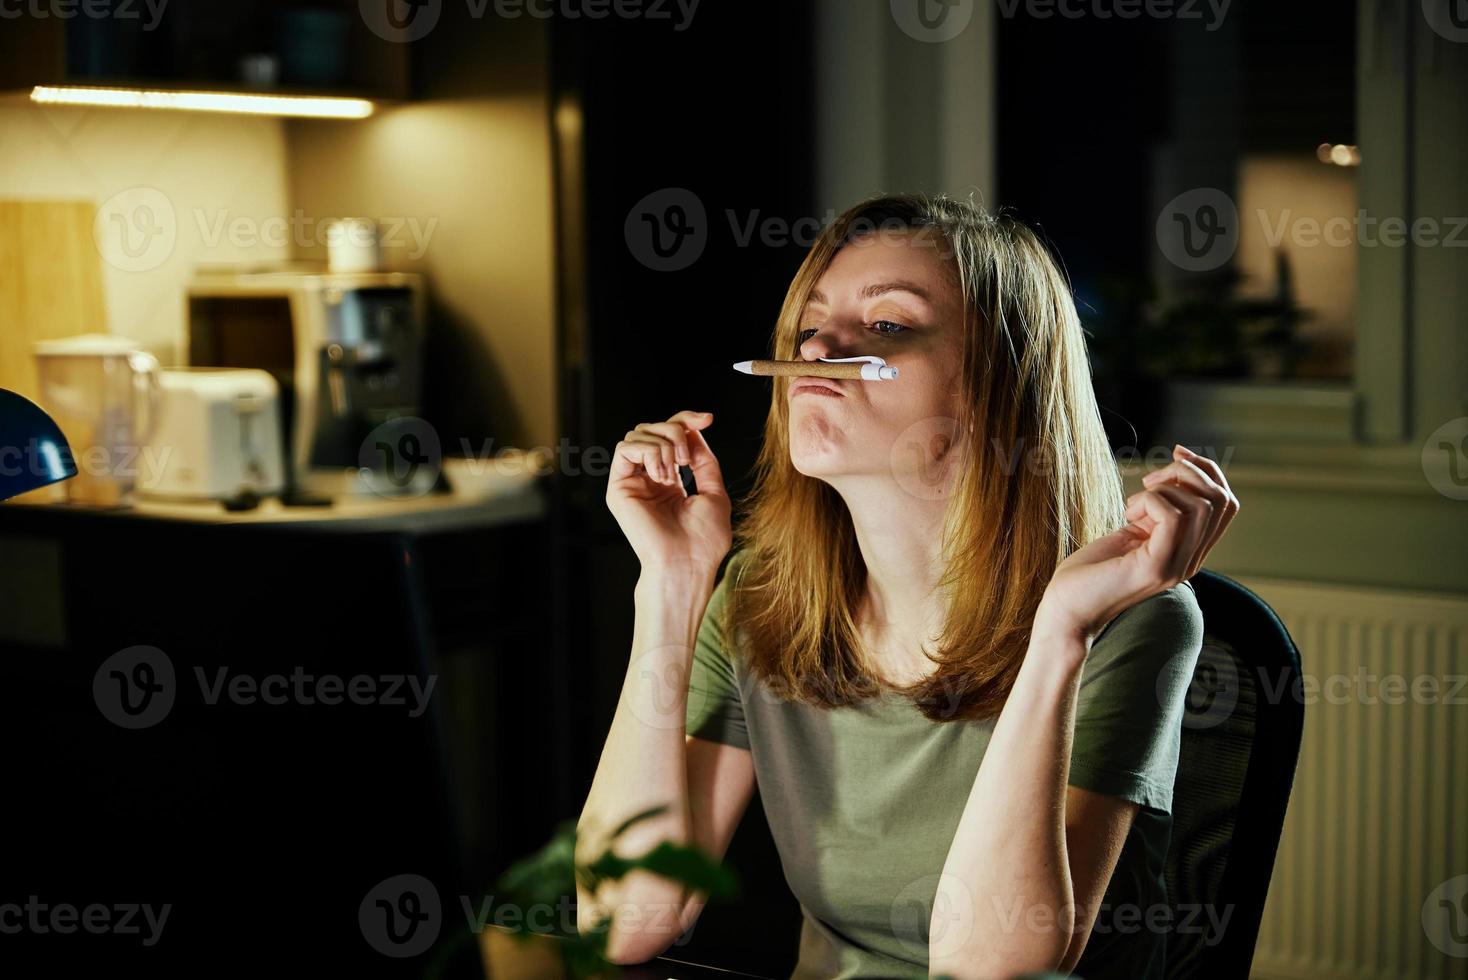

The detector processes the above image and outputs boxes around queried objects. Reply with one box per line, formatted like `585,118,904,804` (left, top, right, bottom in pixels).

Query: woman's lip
790,378,844,397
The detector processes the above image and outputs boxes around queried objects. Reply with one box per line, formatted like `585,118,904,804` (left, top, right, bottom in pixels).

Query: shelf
1160,378,1359,447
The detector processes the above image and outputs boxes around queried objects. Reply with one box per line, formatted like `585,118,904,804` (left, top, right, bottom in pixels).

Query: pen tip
732,360,753,374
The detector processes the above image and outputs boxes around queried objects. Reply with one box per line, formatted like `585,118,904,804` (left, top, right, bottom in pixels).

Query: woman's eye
796,321,908,345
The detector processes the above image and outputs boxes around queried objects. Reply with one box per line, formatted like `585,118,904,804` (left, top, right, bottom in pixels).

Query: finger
1168,448,1240,546
682,425,726,497
1143,458,1228,574
668,409,715,430
1125,488,1192,588
629,429,683,484
633,424,679,479
1143,456,1218,498
621,433,674,484
670,413,720,496
1173,445,1231,496
1086,520,1153,564
610,438,659,484
641,412,714,464
636,420,695,468
1144,482,1213,581
617,433,658,481
1180,476,1230,575
1181,451,1240,557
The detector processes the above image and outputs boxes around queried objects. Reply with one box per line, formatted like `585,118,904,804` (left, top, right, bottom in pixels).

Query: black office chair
1163,569,1305,979
676,569,1306,980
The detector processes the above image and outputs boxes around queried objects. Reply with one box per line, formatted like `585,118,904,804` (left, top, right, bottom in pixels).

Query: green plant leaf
496,819,578,910
583,840,739,899
608,804,671,841
486,803,740,979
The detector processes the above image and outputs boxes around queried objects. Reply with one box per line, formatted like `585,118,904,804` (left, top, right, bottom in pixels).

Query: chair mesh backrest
1164,633,1260,979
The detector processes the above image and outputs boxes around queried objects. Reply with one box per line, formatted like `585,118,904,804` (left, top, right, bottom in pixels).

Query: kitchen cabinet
0,490,561,973
0,0,410,105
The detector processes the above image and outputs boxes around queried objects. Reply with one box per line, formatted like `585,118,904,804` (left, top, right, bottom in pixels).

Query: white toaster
137,368,284,502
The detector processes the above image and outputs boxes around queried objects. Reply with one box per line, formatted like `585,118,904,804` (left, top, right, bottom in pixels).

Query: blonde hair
725,192,1126,721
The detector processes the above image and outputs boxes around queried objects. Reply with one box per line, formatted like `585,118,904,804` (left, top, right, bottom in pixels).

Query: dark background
0,1,1371,976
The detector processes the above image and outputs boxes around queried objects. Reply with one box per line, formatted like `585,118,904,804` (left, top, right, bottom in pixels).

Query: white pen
731,354,899,381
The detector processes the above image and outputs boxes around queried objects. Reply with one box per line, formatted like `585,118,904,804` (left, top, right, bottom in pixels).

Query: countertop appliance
137,367,284,505
185,268,428,499
32,333,161,507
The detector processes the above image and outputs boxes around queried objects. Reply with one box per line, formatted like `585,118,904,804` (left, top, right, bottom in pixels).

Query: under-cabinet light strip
31,85,375,119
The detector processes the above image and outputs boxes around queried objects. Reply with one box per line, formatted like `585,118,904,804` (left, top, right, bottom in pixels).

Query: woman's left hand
1033,444,1240,647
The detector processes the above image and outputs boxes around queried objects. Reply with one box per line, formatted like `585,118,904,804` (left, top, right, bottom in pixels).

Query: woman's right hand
607,410,731,575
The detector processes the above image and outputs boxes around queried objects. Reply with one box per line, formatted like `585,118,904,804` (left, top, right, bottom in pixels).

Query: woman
576,193,1240,979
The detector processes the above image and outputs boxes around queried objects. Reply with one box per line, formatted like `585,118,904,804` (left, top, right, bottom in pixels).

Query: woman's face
789,229,967,498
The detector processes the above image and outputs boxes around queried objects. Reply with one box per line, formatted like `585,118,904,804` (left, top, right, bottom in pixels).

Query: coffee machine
186,268,429,500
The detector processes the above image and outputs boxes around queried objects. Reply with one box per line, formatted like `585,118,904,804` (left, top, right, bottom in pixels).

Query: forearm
575,567,718,959
930,631,1088,979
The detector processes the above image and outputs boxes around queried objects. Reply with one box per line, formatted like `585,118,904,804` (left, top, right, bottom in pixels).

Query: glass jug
33,334,161,507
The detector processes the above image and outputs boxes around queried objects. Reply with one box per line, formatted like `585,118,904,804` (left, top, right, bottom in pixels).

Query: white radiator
1233,576,1468,980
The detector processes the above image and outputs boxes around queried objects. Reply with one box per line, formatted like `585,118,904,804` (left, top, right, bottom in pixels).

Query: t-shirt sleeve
1066,580,1204,814
685,553,751,750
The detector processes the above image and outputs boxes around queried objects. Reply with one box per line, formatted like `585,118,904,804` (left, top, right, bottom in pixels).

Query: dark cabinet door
0,508,552,976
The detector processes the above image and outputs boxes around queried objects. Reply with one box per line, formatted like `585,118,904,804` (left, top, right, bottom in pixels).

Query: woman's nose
797,324,857,361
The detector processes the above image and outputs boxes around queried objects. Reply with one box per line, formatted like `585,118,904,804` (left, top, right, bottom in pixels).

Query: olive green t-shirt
686,549,1205,979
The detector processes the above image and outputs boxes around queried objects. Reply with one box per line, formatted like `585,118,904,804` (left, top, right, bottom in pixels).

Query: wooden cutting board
0,200,109,502
0,199,109,402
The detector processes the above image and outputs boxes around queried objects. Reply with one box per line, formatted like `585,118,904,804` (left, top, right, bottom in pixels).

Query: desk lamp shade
0,388,77,501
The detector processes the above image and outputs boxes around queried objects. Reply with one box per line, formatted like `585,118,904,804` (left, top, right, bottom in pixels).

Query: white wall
285,93,558,452
0,104,292,365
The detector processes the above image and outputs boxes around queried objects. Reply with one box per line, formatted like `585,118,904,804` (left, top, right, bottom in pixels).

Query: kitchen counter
1,460,549,534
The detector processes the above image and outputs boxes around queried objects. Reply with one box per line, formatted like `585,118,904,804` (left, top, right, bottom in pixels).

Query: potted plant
426,805,738,979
